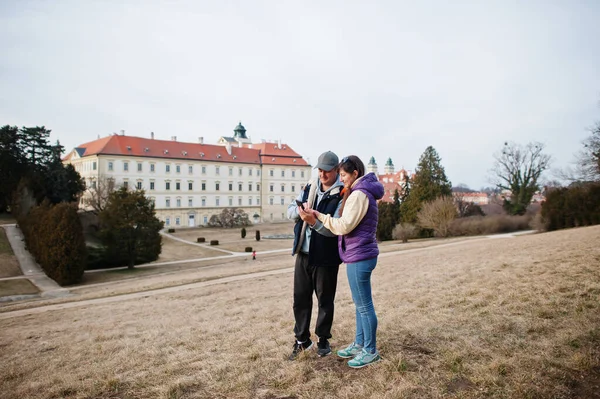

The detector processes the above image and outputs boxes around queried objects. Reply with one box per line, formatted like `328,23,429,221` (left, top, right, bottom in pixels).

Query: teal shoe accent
336,342,363,359
347,349,381,368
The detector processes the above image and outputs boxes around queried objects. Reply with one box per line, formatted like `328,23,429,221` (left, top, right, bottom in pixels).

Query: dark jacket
339,172,384,263
292,183,342,267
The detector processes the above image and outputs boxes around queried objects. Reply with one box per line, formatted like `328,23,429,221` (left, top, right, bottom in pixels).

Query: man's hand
298,203,317,226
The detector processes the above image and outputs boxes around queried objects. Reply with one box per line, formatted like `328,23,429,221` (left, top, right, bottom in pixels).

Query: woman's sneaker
347,349,381,368
336,342,363,359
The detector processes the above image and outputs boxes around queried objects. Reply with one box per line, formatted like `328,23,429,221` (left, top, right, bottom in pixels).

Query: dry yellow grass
154,236,230,262
1,226,599,398
0,227,21,278
168,223,295,253
0,279,39,297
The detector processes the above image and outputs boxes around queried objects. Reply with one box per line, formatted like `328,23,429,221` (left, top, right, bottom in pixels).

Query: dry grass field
1,226,599,398
168,223,295,253
0,227,21,278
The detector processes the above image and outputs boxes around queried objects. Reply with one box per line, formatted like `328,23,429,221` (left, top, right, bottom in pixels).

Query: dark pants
293,252,339,342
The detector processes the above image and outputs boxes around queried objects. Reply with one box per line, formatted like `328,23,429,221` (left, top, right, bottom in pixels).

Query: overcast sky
1,0,599,189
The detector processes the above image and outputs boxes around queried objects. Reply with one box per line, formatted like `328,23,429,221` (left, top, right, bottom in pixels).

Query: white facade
67,151,311,227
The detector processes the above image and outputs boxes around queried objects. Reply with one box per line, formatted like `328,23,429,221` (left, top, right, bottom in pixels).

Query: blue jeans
346,257,378,354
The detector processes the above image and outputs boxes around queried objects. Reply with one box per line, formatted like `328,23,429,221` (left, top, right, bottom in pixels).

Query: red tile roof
64,135,308,166
376,171,411,202
247,142,309,166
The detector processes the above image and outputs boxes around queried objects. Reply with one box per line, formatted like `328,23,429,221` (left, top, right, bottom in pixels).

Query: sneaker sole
317,350,332,357
337,353,355,359
348,356,382,369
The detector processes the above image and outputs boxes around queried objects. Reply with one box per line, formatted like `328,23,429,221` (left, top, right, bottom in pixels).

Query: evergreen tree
99,188,164,269
44,141,85,204
376,188,402,241
400,146,452,224
0,125,84,211
20,126,53,173
0,125,26,212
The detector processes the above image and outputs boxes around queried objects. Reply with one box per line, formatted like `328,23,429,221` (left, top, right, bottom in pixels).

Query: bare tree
490,142,551,215
571,122,600,182
82,175,116,215
416,196,457,237
453,191,470,217
392,223,417,243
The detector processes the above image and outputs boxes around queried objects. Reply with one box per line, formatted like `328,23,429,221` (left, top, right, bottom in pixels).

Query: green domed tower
384,157,395,174
367,156,378,174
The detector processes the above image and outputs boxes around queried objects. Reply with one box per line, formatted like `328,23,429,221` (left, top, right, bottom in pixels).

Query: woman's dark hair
338,155,366,216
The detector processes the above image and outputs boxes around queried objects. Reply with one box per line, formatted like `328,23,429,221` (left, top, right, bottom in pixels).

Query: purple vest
338,173,384,263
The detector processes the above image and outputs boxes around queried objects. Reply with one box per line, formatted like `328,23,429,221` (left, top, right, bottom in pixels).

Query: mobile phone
295,199,305,210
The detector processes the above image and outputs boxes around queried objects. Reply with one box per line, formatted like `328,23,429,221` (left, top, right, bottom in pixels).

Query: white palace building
63,123,311,227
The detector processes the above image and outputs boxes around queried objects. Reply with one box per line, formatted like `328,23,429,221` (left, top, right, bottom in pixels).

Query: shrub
18,202,87,285
463,203,485,217
392,223,417,243
245,247,252,252
210,240,219,245
417,196,457,237
241,227,246,238
541,183,600,231
209,208,251,228
168,228,175,233
98,188,163,269
197,237,206,243
377,201,400,241
529,212,548,232
449,214,531,236
86,245,158,270
255,230,261,241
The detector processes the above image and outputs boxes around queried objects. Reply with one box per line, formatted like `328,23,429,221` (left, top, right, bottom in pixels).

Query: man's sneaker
288,339,313,360
336,342,363,359
317,338,332,357
347,349,382,368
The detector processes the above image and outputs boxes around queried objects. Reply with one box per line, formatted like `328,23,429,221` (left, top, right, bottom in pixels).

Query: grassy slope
0,226,598,398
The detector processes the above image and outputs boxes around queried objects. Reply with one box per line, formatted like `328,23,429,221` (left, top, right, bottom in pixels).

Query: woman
311,155,384,368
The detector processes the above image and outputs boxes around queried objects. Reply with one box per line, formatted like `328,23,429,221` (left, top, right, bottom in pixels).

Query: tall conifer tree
400,146,452,224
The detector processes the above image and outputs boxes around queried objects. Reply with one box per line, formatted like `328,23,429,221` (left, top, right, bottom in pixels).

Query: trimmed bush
245,247,252,252
255,230,261,241
241,227,247,238
18,202,87,285
197,237,206,243
210,240,219,245
541,183,600,231
168,228,175,233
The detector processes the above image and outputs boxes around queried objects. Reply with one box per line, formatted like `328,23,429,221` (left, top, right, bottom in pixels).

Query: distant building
63,123,311,226
452,192,490,205
368,157,411,203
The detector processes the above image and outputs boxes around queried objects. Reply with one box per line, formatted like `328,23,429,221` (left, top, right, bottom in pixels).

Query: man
287,150,344,360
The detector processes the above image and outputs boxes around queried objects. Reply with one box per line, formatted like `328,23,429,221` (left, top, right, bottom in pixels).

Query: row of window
163,213,285,227
102,161,306,179
154,196,262,208
116,162,260,176
93,180,262,192
89,178,304,194
149,194,296,209
165,216,206,226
